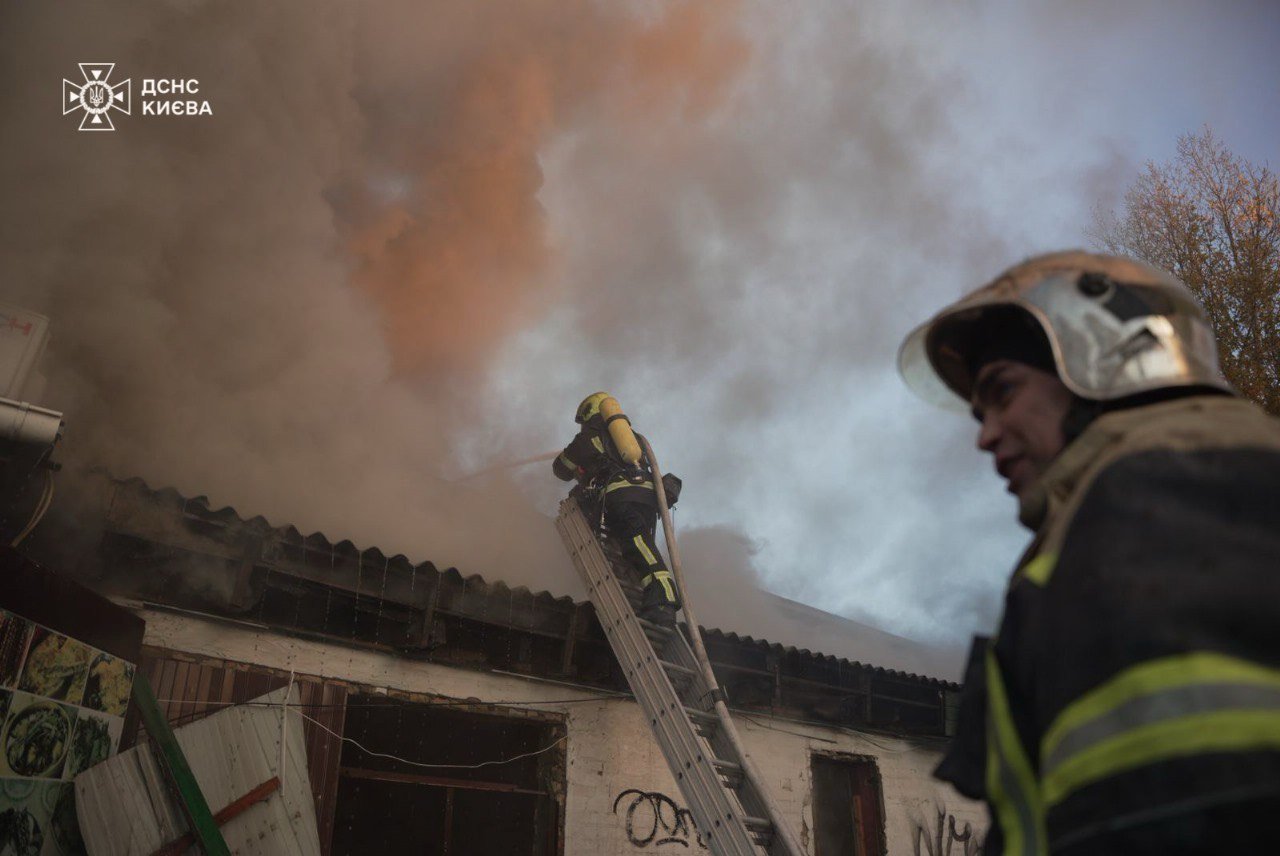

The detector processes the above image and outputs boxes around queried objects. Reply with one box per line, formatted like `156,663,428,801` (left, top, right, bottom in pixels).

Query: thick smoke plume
0,0,747,601
341,1,747,377
5,0,1232,670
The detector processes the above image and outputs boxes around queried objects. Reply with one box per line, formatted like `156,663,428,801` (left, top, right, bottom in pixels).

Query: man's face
970,359,1074,500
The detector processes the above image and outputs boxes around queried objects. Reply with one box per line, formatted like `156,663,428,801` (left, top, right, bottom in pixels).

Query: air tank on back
598,395,641,465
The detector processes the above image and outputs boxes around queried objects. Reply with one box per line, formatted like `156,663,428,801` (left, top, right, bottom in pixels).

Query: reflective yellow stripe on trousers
1040,652,1280,809
632,536,660,568
641,571,676,602
986,648,1047,856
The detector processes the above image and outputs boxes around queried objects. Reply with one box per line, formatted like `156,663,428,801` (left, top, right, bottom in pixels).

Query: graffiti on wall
910,804,983,856
613,789,708,849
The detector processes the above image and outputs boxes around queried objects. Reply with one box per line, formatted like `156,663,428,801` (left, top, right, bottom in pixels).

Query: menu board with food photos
0,610,135,855
0,548,144,856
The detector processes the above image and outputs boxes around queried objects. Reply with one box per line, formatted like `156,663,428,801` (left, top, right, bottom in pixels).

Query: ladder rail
639,436,807,856
557,502,763,856
662,631,755,783
663,624,783,845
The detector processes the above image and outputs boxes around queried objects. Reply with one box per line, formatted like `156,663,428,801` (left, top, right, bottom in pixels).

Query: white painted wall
132,606,985,854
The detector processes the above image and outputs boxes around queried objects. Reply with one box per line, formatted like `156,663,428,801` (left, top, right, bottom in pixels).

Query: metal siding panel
78,687,322,856
275,694,308,855
77,741,185,855
209,714,249,851
122,654,342,853
234,685,317,856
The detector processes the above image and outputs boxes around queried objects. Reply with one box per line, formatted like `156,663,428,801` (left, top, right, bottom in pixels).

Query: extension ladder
556,498,805,856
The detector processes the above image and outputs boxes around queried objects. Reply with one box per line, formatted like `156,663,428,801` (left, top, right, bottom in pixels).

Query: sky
2,0,1277,675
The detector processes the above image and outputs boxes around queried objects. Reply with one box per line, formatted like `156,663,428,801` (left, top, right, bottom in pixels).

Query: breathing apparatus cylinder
598,396,642,465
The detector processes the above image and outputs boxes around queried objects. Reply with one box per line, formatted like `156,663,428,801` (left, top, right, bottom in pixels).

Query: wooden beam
151,777,281,856
339,766,547,796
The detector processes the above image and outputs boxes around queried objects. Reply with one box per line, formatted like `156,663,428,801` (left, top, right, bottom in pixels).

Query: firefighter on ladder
554,392,682,627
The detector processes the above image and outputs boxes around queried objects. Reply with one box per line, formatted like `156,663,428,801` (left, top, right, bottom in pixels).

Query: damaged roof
97,476,959,689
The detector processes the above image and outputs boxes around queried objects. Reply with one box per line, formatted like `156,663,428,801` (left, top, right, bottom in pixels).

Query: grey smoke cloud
2,0,1276,669
0,0,751,599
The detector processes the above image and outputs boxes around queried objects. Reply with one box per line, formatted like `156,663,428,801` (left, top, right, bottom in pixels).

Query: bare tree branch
1092,127,1280,415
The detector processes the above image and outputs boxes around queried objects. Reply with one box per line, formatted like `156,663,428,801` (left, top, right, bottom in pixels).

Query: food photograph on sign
62,710,121,781
1,693,78,780
80,654,133,718
16,629,89,705
0,612,34,690
0,609,135,856
0,777,80,856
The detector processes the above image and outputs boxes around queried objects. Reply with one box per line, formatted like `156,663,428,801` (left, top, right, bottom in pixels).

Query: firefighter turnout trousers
605,486,679,617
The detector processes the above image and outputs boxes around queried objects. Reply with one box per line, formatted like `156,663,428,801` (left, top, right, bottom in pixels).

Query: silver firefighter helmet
898,250,1231,410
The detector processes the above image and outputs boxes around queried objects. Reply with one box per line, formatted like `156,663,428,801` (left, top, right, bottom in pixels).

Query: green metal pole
132,674,231,856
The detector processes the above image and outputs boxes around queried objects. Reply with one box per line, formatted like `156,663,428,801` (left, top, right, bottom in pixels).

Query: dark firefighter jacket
935,395,1280,854
552,420,656,506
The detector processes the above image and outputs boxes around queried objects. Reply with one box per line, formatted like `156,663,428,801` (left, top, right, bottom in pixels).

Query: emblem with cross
63,63,132,131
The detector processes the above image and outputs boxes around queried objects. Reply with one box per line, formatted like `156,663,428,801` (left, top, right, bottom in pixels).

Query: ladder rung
712,759,743,786
684,707,717,727
636,617,674,636
560,501,798,855
643,632,672,650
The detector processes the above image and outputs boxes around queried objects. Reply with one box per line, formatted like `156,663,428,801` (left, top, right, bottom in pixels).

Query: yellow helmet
575,392,610,424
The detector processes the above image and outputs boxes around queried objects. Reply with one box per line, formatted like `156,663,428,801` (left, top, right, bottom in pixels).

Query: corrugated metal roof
114,475,577,610
105,477,959,688
76,686,320,856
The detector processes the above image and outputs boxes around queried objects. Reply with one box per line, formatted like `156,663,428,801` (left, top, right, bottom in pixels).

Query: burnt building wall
131,607,984,855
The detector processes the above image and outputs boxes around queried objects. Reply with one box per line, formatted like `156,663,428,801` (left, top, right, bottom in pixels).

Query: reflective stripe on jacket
937,395,1280,854
1039,652,1280,811
552,422,655,498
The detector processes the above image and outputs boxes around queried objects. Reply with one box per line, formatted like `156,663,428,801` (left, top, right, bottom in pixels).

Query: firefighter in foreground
553,393,681,626
899,250,1280,854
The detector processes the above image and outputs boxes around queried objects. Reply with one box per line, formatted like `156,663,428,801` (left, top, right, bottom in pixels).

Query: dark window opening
811,754,886,856
330,694,563,856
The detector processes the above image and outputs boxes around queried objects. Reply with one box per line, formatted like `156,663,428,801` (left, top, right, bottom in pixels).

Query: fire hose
639,434,806,856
